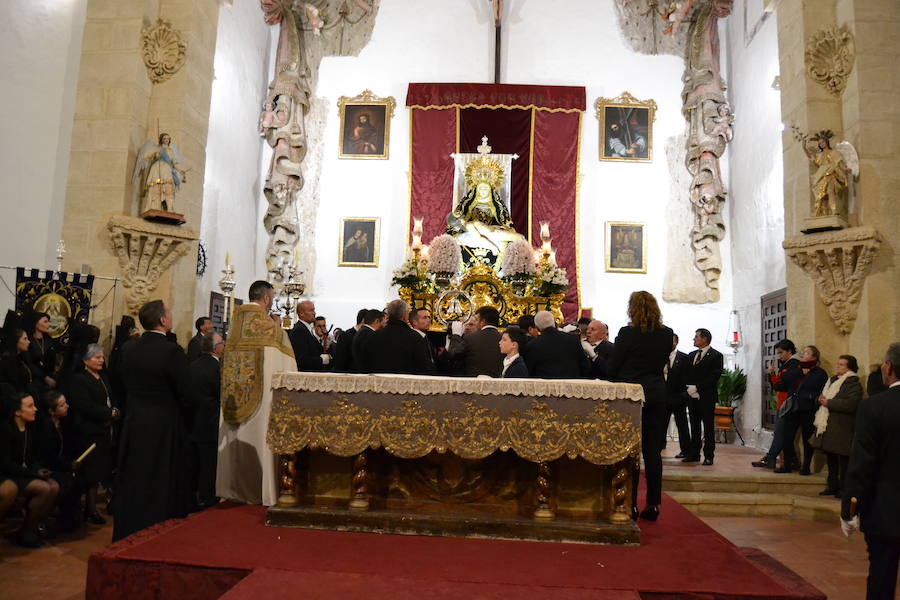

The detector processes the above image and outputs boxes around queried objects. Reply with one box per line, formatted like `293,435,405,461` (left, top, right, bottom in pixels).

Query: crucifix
492,0,503,83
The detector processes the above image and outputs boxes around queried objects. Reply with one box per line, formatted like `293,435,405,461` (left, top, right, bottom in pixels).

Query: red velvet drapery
407,83,584,321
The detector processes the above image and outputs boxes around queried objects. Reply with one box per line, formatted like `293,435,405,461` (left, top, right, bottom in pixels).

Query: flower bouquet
391,255,429,290
500,239,536,295
536,262,569,296
427,234,462,286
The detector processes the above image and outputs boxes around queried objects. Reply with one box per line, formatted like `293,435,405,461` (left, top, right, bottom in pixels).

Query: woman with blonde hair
607,291,674,521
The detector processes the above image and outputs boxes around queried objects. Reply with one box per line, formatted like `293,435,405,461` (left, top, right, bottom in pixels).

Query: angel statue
132,133,187,215
795,128,858,219
446,151,524,256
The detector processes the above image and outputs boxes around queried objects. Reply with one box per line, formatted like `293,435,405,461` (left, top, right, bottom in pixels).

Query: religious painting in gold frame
337,90,396,160
338,217,380,267
605,221,647,274
595,92,656,163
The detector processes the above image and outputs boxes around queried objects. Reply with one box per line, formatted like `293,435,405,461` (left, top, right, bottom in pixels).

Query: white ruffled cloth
814,370,857,436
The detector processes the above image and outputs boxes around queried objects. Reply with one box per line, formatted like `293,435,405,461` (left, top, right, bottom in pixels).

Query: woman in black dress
38,390,82,530
68,344,119,524
1,392,60,547
27,312,58,397
0,329,34,395
607,291,674,522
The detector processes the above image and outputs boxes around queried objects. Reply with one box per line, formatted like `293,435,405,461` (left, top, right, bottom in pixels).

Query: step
663,469,827,497
667,491,841,523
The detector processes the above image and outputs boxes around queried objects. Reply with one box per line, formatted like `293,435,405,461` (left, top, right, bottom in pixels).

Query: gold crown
464,154,505,190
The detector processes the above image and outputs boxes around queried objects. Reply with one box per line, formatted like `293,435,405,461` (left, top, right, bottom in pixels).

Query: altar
265,372,644,545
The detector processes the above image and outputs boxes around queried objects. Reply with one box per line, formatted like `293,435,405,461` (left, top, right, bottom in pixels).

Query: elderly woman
775,345,829,475
68,343,119,524
813,354,863,497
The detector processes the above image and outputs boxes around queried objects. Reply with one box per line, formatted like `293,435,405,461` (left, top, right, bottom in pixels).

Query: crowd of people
2,288,897,600
0,306,223,547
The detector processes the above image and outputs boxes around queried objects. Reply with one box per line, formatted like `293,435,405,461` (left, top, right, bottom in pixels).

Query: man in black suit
842,342,900,600
113,299,190,541
367,300,433,375
189,332,223,508
186,316,213,362
684,328,724,465
449,306,504,378
288,300,331,371
351,309,383,373
332,309,366,373
410,308,437,373
499,327,529,378
664,333,691,458
583,319,614,379
526,311,590,379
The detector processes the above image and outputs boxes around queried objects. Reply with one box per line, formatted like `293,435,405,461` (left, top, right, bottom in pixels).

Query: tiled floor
0,443,891,600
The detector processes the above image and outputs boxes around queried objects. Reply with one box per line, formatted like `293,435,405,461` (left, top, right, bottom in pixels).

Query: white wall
303,0,734,353
723,1,786,445
193,0,271,320
0,0,87,314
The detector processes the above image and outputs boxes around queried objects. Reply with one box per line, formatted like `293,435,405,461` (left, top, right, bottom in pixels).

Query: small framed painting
339,217,380,267
595,92,656,162
605,221,647,273
337,90,396,159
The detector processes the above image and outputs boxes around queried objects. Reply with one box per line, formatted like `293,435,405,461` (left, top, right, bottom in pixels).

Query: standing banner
15,268,95,340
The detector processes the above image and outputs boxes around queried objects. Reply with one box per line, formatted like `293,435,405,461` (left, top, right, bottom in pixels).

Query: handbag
777,394,796,419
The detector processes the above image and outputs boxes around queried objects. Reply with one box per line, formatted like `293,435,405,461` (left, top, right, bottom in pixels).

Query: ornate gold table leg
349,450,370,511
609,465,631,524
533,461,555,521
277,453,299,507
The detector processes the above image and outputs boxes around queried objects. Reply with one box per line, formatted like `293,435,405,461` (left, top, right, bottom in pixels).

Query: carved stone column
783,227,880,336
107,215,198,315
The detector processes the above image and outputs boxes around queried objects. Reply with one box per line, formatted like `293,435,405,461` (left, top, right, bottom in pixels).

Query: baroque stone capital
107,215,199,315
783,226,881,335
141,18,187,84
805,24,854,97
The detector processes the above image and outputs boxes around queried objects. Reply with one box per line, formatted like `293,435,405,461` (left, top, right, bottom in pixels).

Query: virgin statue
132,133,187,215
446,153,523,256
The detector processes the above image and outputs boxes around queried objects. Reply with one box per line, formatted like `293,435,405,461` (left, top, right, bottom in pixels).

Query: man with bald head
583,319,613,379
288,300,331,371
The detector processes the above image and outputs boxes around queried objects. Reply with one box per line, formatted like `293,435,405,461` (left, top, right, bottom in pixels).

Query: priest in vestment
216,280,295,506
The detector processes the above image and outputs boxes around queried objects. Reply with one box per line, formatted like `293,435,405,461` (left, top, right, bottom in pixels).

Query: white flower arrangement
501,239,536,277
536,262,569,295
391,255,428,288
427,234,462,275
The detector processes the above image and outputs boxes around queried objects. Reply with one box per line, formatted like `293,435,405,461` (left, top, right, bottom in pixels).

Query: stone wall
776,0,899,373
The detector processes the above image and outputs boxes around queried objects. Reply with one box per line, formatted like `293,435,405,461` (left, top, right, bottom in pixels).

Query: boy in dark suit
499,328,529,378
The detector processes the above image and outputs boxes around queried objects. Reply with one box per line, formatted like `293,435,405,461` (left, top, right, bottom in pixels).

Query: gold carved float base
266,449,640,545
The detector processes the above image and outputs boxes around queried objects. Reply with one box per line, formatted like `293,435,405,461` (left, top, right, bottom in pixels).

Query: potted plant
715,367,747,428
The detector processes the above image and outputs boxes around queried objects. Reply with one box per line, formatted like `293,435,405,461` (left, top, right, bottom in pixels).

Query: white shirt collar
481,325,498,331
503,353,519,370
890,380,900,389
415,329,427,338
669,348,678,363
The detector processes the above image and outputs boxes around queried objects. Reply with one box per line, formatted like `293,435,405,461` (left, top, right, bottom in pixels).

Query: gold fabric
267,377,642,466
222,304,295,426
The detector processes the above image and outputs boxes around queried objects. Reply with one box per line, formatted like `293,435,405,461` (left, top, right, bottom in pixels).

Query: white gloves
840,515,859,537
450,321,464,336
686,384,699,399
581,340,597,359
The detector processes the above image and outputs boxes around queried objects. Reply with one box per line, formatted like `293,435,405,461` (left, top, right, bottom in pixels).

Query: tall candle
226,251,231,266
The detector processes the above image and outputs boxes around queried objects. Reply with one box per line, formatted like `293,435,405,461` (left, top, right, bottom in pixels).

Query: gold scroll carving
267,394,640,466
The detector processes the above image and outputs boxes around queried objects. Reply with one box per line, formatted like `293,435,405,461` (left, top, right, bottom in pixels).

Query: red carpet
87,495,825,600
